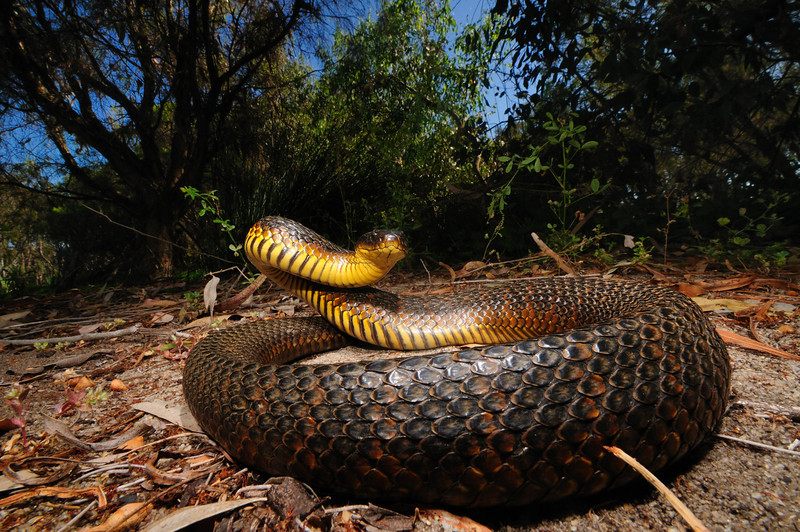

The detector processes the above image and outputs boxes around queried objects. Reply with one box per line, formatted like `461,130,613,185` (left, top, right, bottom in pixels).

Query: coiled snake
183,217,730,507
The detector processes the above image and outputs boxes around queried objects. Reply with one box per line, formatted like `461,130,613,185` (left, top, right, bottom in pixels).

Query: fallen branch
603,446,710,532
0,324,142,346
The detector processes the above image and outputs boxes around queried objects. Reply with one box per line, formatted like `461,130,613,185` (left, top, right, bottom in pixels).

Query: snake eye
357,229,407,251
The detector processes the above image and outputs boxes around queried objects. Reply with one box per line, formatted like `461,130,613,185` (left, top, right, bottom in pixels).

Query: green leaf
717,217,730,226
590,178,600,192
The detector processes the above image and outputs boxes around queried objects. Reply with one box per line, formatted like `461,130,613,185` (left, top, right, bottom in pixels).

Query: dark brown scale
183,220,731,508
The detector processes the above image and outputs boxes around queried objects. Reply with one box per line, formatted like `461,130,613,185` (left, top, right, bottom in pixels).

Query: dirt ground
0,266,798,531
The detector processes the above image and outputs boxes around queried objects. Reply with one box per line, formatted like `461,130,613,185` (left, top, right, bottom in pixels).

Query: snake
183,216,731,507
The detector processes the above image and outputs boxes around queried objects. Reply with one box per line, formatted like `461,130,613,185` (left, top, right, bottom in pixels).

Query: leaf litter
0,265,798,531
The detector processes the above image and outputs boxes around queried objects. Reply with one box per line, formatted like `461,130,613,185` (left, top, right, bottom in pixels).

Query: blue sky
451,0,515,128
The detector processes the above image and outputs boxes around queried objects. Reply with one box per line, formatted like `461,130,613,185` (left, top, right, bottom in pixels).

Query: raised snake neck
183,216,731,507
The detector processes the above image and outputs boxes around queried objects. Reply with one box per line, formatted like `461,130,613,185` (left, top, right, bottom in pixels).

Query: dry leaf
692,297,758,313
704,275,757,292
414,509,493,532
150,312,174,325
73,376,94,390
78,323,104,335
142,499,267,532
82,502,151,531
623,234,635,248
117,436,144,451
141,299,176,308
110,379,127,391
183,314,231,329
131,401,203,432
716,329,800,361
0,485,106,511
677,283,707,297
42,416,151,452
204,276,220,314
0,468,40,493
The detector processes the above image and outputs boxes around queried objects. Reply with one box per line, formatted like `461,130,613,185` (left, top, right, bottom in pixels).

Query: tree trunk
146,219,175,279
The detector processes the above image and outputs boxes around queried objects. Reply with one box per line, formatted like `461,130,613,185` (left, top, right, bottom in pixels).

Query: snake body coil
183,217,730,507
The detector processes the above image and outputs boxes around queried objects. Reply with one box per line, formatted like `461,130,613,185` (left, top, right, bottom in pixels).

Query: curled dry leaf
203,276,220,314
78,323,104,335
117,435,144,451
149,312,174,325
82,502,152,532
110,379,127,391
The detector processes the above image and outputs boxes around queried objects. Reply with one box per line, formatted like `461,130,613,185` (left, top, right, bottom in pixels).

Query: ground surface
0,263,798,531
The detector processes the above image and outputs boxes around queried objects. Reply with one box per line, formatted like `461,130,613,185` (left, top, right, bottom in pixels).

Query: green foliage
307,0,496,242
85,387,110,407
715,192,789,248
494,0,799,254
184,290,203,307
630,238,653,265
695,192,791,268
0,171,57,294
490,113,603,255
2,0,797,287
180,187,242,258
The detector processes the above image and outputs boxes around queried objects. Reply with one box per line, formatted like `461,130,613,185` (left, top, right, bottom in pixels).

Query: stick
215,274,267,312
716,434,800,457
603,446,710,532
0,324,141,346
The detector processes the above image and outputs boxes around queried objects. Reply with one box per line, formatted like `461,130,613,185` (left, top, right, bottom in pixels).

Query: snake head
355,229,408,270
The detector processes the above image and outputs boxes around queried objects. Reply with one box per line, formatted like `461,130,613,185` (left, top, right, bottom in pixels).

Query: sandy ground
0,272,798,531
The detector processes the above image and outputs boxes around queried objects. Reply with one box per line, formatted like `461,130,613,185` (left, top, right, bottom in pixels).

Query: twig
530,232,577,276
0,324,142,346
420,260,433,290
55,500,97,532
717,434,800,457
216,274,266,312
603,446,710,532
